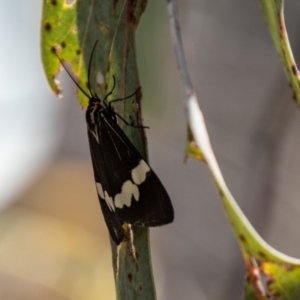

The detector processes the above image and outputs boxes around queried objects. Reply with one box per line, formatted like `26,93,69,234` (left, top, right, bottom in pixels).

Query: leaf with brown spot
41,0,127,107
185,126,204,162
250,262,300,299
257,0,300,104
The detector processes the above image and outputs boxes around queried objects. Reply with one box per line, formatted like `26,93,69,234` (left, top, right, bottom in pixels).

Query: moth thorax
86,105,99,127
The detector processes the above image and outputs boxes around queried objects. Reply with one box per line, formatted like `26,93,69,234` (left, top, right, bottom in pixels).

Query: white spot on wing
131,160,150,185
115,180,139,209
96,182,115,211
104,190,115,211
96,182,104,198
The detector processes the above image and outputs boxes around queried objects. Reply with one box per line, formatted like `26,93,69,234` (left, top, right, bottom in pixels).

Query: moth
56,42,174,245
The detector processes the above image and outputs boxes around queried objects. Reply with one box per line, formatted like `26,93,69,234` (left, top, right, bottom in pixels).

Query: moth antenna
55,53,91,99
87,40,99,97
103,76,116,102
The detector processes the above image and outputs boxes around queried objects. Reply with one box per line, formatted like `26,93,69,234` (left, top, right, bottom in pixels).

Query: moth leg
126,224,137,259
114,112,149,129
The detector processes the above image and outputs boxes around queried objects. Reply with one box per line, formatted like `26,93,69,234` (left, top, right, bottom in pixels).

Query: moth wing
88,127,125,245
102,117,173,224
88,114,174,244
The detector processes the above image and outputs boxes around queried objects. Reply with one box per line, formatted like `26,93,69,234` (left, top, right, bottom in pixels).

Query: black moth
56,42,174,245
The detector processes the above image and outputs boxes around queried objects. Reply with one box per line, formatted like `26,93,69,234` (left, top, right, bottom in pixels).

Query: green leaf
257,0,300,103
185,93,300,299
42,0,127,107
261,263,300,299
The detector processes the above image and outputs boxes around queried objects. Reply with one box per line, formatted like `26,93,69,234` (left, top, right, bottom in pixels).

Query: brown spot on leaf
45,22,52,31
127,273,132,283
51,46,57,54
278,12,286,34
76,49,81,55
239,234,247,243
283,264,295,272
61,41,66,48
139,284,142,291
51,0,57,5
271,291,281,298
291,64,298,76
257,251,266,259
218,188,225,199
